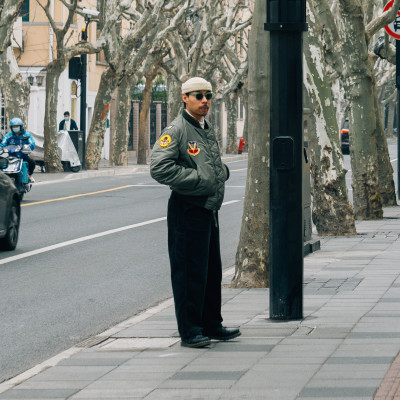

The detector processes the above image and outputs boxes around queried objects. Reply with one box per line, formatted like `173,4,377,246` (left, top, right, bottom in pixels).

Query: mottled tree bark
224,91,238,154
372,81,397,206
43,61,64,172
0,0,24,54
111,78,132,166
86,67,117,169
0,47,30,125
304,2,356,235
232,0,269,288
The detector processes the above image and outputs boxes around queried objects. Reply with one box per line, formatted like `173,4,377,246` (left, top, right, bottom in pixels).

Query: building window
20,0,29,22
238,98,244,120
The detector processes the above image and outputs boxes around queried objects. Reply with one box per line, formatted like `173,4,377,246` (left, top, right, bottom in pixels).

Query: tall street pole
80,27,88,170
397,40,400,200
265,0,307,320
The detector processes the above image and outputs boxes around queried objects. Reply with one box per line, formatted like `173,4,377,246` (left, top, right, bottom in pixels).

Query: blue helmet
10,117,24,130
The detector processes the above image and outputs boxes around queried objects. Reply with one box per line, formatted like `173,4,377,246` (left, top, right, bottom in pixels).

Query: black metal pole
265,0,307,320
80,27,88,170
397,40,400,200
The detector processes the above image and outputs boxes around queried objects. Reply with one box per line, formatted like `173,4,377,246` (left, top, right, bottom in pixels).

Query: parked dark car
0,157,21,250
341,119,350,154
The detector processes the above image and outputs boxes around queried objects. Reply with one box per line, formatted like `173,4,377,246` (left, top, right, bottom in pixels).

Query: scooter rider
0,117,36,181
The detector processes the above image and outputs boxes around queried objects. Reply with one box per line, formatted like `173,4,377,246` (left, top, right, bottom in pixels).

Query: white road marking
0,200,241,266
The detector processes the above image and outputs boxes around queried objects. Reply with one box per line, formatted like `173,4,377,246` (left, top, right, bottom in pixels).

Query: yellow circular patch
159,134,172,148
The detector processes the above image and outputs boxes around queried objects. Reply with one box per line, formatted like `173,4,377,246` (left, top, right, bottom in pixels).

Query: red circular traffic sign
384,0,400,40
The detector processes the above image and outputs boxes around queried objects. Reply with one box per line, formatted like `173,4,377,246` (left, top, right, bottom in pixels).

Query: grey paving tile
299,386,376,397
69,380,154,398
211,344,273,352
220,388,300,399
6,382,90,390
171,370,245,380
158,379,235,389
57,358,129,366
326,356,394,364
0,389,78,399
144,388,225,399
25,366,115,382
305,378,382,388
348,332,400,339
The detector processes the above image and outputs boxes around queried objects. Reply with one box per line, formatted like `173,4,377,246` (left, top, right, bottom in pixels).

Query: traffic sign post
384,0,400,200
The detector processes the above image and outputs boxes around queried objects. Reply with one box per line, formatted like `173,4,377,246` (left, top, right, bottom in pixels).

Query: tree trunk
231,0,269,288
225,91,238,154
0,47,30,125
304,5,356,235
210,98,223,154
167,76,182,121
43,61,63,172
338,1,383,219
387,101,395,137
346,77,382,219
373,82,397,206
111,79,132,166
137,85,151,163
86,67,117,169
138,67,159,165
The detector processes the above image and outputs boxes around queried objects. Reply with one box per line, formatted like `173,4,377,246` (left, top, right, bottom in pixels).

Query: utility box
68,130,83,163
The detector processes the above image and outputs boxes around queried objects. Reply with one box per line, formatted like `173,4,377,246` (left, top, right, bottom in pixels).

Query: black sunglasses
188,92,213,100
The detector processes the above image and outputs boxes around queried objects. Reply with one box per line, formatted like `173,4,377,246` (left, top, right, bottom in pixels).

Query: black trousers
167,194,223,340
25,156,36,175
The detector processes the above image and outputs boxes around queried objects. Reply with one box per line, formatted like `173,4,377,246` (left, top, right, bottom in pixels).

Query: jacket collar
182,110,209,130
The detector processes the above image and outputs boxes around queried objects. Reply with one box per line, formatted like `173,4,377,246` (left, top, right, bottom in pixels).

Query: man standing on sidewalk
150,77,241,348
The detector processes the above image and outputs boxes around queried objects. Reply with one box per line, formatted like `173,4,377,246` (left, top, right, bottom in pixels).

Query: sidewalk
1,158,400,399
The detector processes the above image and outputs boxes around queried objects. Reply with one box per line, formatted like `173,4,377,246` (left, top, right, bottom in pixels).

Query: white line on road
0,200,241,266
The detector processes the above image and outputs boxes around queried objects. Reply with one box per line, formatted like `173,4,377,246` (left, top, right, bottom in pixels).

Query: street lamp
264,0,307,320
27,75,34,86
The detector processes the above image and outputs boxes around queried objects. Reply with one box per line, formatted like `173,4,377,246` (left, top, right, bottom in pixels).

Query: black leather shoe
181,335,211,348
204,327,241,341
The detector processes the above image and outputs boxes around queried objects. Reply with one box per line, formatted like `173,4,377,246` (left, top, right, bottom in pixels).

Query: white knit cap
182,77,212,94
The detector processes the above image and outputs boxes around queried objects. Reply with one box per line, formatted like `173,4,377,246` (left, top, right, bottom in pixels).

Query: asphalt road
0,159,247,383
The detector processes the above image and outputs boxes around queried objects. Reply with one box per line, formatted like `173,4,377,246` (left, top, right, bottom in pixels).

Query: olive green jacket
150,111,229,211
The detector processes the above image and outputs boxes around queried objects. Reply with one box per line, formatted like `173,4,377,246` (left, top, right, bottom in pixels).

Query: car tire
69,165,80,173
0,199,20,251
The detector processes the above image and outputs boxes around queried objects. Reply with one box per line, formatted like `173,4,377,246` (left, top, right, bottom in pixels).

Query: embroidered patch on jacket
187,141,200,156
159,134,172,148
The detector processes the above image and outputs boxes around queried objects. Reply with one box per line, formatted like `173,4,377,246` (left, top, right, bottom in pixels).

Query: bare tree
38,0,116,172
310,0,399,219
0,0,24,54
85,0,188,169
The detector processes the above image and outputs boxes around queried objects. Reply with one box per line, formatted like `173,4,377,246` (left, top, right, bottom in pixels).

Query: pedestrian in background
238,137,246,154
150,77,241,348
59,111,78,131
